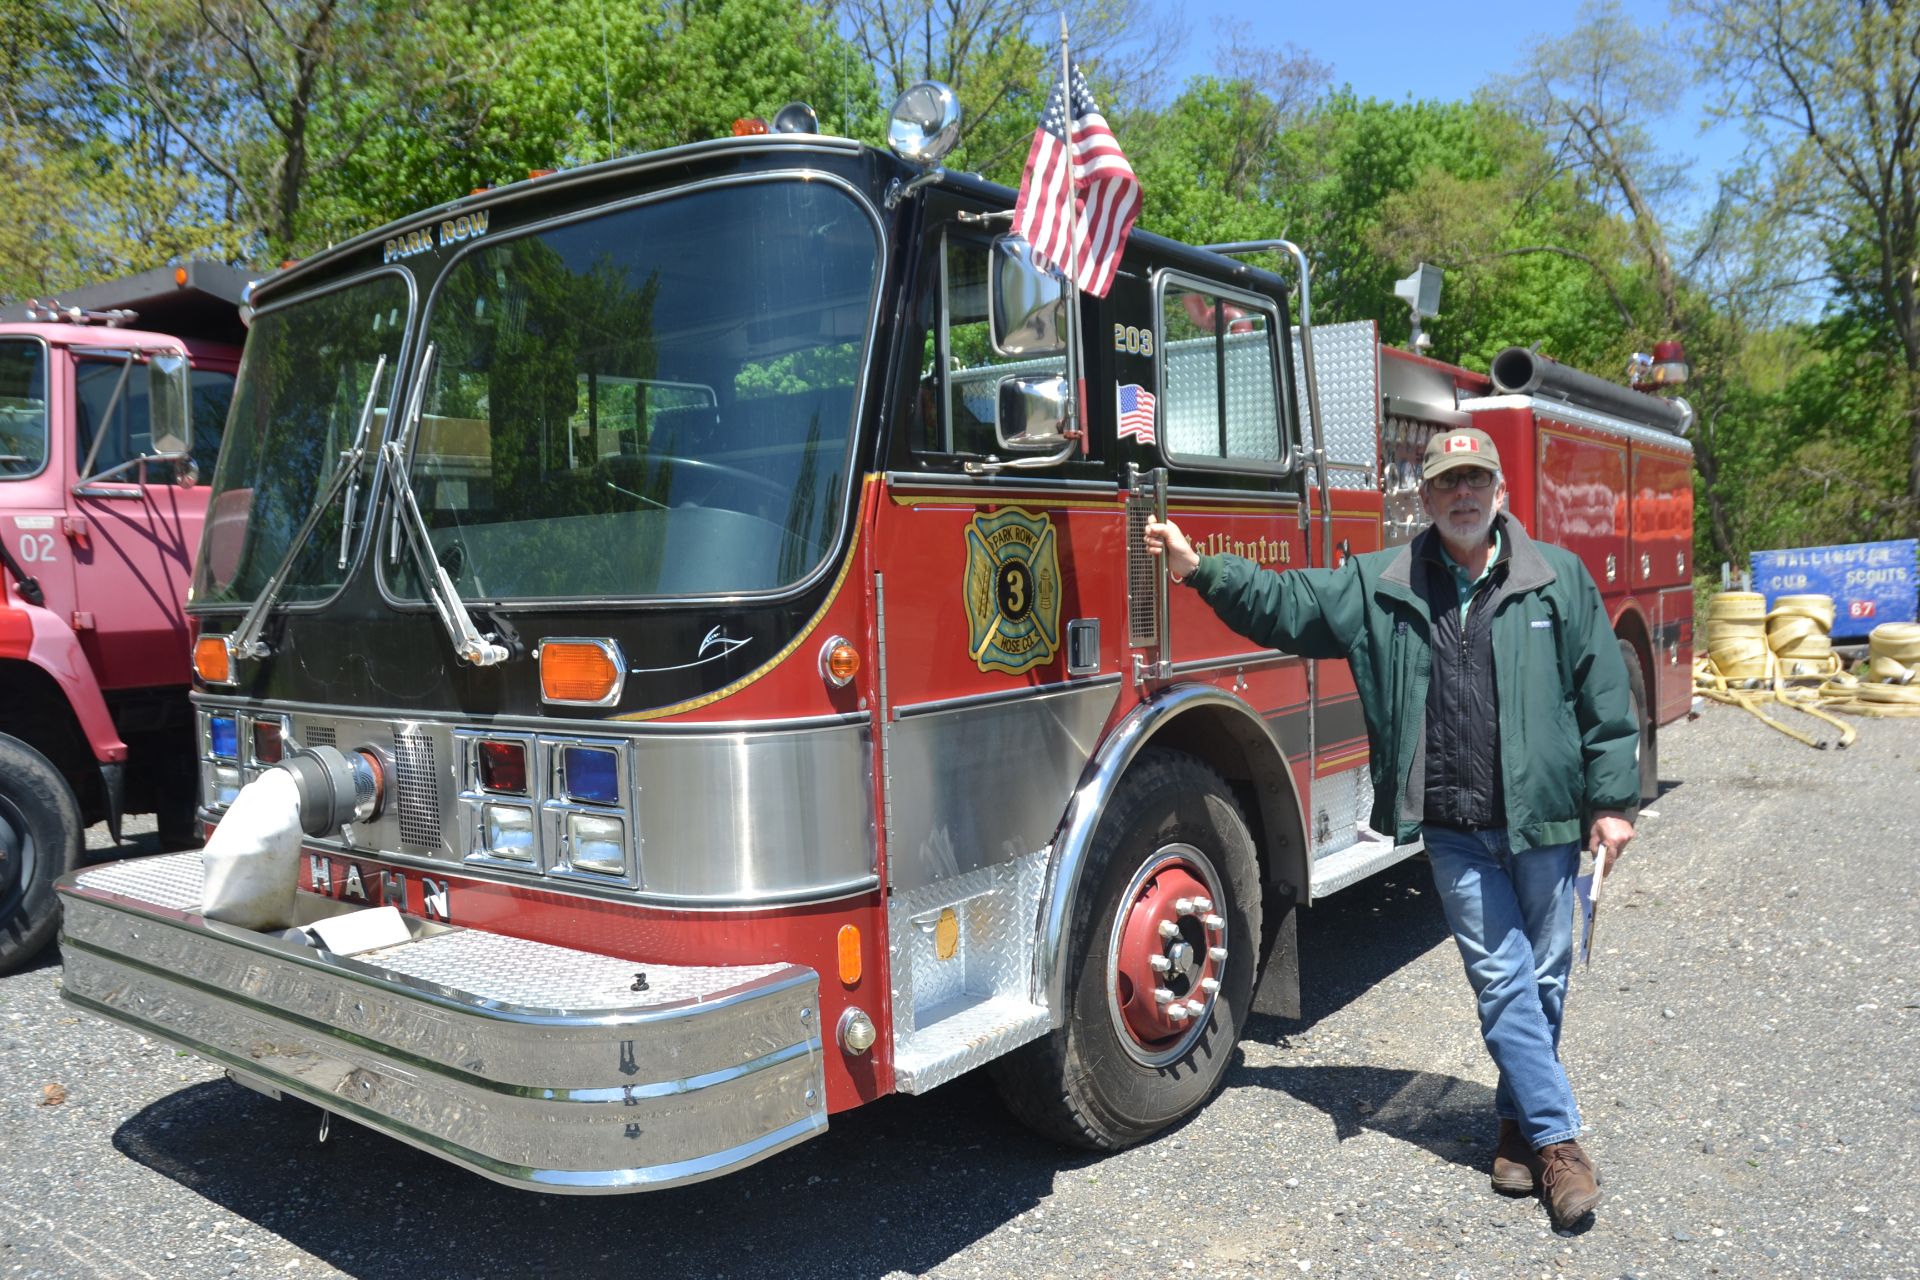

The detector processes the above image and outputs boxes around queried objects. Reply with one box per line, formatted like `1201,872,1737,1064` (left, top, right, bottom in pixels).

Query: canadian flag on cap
1442,434,1480,453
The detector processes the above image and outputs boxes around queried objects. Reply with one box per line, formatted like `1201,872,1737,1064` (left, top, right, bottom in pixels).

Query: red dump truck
0,264,244,969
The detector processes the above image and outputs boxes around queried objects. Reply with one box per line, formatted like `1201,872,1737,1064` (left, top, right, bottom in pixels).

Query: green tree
1688,0,1920,534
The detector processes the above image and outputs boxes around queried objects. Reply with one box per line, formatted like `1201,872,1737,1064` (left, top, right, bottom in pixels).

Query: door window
1155,275,1287,471
74,356,234,484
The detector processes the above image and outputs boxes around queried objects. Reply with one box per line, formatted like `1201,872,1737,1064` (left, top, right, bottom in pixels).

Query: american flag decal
1117,382,1156,444
1012,63,1141,300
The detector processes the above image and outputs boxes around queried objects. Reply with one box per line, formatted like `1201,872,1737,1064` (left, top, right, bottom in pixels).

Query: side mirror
996,375,1073,451
146,352,193,459
991,236,1066,356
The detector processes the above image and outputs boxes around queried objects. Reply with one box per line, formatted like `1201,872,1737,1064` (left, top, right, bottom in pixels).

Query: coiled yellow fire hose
1693,592,1856,747
1834,622,1920,715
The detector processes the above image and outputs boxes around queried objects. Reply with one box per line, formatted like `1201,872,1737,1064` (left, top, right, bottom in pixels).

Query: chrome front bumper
56,853,828,1194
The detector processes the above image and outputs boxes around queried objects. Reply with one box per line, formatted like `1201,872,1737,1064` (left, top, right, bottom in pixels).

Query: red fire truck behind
54,88,1691,1191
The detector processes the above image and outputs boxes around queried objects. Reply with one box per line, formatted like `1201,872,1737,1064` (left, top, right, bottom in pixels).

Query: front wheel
990,748,1262,1149
0,732,84,973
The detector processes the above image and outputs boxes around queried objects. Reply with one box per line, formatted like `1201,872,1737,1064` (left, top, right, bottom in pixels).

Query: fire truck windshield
192,273,410,608
387,177,878,602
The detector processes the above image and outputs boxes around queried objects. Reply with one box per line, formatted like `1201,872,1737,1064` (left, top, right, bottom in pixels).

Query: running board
1310,833,1423,899
891,995,1051,1095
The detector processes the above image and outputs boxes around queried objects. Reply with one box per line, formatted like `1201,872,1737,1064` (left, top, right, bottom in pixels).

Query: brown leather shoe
1539,1140,1602,1228
1491,1119,1535,1195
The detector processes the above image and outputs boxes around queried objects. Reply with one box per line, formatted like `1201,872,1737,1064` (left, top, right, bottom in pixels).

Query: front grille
303,724,337,748
391,729,442,848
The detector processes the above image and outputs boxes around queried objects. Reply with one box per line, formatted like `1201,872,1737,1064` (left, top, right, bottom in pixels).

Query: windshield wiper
379,343,509,667
228,354,389,660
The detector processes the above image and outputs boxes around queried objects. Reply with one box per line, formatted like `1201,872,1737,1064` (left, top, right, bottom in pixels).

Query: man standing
1144,427,1637,1231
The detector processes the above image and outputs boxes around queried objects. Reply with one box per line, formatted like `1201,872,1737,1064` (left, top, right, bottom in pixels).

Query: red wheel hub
1112,859,1224,1048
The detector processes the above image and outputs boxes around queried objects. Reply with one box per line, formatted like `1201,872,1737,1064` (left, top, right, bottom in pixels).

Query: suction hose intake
277,744,385,837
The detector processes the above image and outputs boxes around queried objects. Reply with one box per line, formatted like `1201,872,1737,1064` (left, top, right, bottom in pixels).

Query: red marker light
732,117,769,136
478,740,528,794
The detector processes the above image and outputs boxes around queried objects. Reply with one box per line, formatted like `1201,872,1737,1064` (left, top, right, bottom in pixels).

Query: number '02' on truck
53,92,1694,1191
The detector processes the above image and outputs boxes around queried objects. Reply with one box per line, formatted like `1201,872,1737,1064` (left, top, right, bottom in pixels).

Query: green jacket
1185,512,1638,851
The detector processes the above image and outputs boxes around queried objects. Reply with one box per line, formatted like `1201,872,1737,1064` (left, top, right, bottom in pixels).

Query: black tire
989,748,1261,1149
1619,638,1657,804
0,732,84,973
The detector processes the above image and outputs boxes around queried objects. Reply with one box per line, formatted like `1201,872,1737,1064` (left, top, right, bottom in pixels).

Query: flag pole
1057,15,1088,449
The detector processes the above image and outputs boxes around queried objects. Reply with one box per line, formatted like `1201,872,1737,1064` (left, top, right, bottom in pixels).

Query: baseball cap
1422,428,1501,481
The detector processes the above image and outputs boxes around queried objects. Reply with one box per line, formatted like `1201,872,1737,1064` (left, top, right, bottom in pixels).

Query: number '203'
1113,324,1153,356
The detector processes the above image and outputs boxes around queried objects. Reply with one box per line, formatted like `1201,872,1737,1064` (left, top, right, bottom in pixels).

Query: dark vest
1421,536,1510,829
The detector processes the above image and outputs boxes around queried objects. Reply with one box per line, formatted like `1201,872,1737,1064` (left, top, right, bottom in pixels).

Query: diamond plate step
1310,833,1423,899
891,994,1051,1095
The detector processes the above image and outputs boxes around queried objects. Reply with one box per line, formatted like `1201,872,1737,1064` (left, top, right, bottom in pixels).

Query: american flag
1012,64,1141,299
1117,383,1155,444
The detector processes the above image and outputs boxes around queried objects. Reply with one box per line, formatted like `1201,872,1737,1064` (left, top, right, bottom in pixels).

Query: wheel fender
0,603,127,763
1034,682,1307,1025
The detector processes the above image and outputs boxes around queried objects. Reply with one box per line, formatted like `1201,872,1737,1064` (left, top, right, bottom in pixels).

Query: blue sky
1155,0,1743,220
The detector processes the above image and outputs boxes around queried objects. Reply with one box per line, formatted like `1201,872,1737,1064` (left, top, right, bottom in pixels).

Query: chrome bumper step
57,853,828,1194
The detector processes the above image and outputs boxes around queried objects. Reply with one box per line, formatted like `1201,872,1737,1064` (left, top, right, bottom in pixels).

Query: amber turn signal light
539,639,625,705
819,635,859,687
732,117,769,136
837,924,862,986
193,636,232,684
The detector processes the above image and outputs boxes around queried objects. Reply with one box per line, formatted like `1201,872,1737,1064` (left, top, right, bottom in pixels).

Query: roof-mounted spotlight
772,101,819,135
886,81,962,167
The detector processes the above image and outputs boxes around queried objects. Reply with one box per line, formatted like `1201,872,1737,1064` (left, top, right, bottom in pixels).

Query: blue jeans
1422,826,1582,1148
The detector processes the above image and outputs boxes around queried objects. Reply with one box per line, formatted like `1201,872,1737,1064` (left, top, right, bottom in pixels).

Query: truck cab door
67,350,234,691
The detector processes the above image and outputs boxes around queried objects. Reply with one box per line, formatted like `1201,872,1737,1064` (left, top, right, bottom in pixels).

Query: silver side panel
1459,394,1697,455
886,681,1120,893
1310,764,1376,860
58,854,827,1194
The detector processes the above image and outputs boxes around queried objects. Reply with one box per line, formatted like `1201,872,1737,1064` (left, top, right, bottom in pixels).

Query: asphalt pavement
3,704,1916,1279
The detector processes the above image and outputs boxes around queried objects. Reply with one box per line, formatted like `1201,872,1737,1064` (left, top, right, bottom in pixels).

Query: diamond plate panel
362,931,790,1011
74,851,205,912
1162,332,1283,460
1311,765,1378,860
1292,320,1381,476
71,852,794,1013
889,847,1050,1029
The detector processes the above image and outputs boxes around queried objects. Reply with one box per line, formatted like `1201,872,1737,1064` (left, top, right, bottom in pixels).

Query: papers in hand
1576,844,1608,967
1575,872,1598,966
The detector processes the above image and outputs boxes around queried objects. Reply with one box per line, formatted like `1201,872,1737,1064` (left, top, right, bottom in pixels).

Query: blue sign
1750,539,1918,639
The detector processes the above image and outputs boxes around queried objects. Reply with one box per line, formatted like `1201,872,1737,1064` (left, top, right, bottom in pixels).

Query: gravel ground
3,704,1916,1279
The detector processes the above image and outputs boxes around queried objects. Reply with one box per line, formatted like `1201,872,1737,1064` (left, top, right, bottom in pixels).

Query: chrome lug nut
1149,955,1172,973
1200,976,1221,994
1192,896,1214,913
1208,945,1228,963
1184,999,1206,1017
1157,919,1181,940
1202,913,1225,931
1166,1003,1190,1022
1153,986,1175,1005
1174,897,1194,914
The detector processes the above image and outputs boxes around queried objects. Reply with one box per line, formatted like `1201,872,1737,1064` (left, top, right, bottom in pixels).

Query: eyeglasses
1429,468,1497,491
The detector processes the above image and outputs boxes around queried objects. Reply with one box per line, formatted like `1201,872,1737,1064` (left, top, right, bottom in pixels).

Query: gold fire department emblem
963,507,1061,675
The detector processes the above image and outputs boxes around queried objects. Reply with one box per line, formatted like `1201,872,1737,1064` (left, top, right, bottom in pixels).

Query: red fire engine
1,266,243,970
55,87,1691,1190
